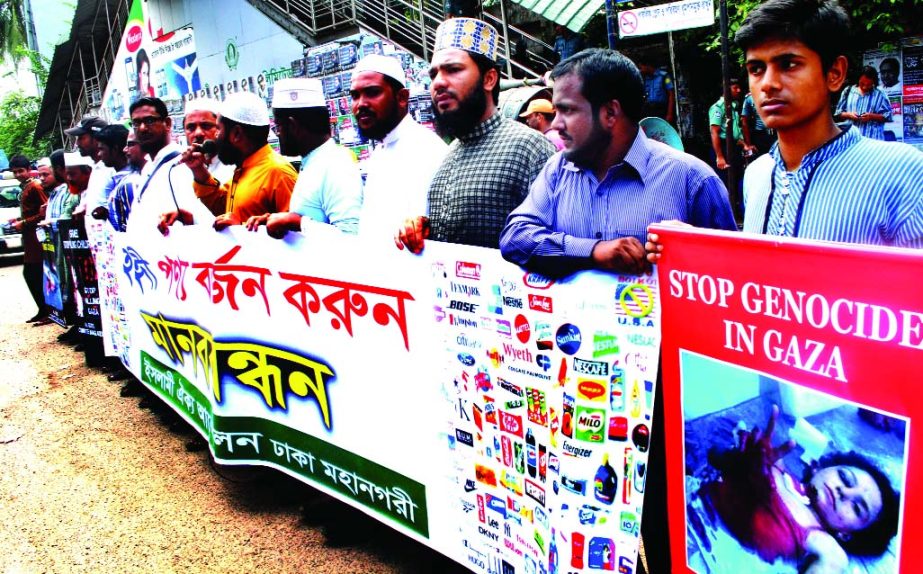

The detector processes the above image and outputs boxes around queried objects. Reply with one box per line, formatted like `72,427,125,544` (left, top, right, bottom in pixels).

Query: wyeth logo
126,25,143,52
456,261,481,280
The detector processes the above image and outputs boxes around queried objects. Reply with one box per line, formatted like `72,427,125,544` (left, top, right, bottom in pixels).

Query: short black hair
470,51,500,105
50,149,65,170
129,96,169,119
221,116,271,145
879,57,899,70
9,154,30,170
275,107,330,136
729,77,742,86
551,48,644,123
860,65,880,86
735,0,851,72
804,451,900,557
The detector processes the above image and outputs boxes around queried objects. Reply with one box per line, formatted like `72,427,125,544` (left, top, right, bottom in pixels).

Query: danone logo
456,261,481,280
523,272,554,289
126,24,143,52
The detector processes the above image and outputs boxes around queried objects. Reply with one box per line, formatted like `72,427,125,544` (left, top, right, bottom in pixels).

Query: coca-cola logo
126,25,143,52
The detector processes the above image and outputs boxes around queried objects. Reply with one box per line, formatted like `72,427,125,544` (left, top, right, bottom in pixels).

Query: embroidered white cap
64,152,94,168
220,91,270,126
352,54,406,88
184,97,220,117
271,78,326,109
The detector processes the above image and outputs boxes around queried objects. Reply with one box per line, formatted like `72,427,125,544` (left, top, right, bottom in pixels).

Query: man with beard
500,48,735,277
258,78,362,237
396,17,556,253
501,50,735,574
181,98,234,215
187,91,296,230
89,124,132,222
350,54,447,239
7,154,49,323
126,96,214,234
107,130,149,232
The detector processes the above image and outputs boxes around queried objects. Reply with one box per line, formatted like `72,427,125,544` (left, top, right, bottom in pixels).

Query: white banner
618,0,715,38
113,223,661,572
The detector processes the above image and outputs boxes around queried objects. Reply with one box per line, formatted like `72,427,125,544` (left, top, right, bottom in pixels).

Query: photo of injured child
681,352,907,574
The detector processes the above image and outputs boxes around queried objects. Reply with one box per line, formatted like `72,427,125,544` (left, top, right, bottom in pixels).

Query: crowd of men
5,0,922,565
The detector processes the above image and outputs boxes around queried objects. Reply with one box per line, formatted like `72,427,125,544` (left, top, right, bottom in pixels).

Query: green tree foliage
0,0,27,62
0,91,51,159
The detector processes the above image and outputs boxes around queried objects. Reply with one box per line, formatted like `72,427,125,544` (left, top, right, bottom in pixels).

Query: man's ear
482,67,499,93
826,55,849,93
165,116,173,132
599,99,622,128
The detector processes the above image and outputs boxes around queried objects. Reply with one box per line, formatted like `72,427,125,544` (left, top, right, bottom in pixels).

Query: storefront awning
508,0,604,33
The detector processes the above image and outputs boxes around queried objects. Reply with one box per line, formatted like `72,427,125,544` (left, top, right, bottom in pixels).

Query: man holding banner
500,48,736,574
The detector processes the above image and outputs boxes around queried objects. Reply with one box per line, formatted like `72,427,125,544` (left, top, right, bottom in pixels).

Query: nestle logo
502,296,522,308
522,272,554,289
456,261,481,280
528,294,553,313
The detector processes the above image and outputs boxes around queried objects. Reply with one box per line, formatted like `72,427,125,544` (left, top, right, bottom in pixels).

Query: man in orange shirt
185,92,296,230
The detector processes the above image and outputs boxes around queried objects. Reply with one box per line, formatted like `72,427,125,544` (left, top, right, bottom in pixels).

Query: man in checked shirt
395,17,556,253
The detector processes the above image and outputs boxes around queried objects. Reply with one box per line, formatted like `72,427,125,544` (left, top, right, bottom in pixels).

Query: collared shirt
45,184,80,222
79,160,116,211
500,129,736,268
834,85,893,140
107,166,143,232
291,138,363,235
709,97,743,142
209,156,235,185
428,113,557,248
743,127,923,247
644,68,674,106
358,115,448,239
129,143,215,233
19,179,48,263
192,144,296,221
742,94,768,133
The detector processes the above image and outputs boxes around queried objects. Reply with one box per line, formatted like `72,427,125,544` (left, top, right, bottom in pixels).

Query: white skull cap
220,91,270,126
64,152,94,168
184,97,220,117
353,54,406,88
271,78,326,109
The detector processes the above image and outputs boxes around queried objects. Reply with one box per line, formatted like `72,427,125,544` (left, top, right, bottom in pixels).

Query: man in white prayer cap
180,98,235,214
350,54,448,240
258,77,363,238
187,91,296,230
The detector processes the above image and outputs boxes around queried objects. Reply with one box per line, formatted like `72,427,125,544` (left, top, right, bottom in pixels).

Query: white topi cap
271,78,326,109
64,152,94,168
220,91,270,126
184,97,220,117
352,54,406,88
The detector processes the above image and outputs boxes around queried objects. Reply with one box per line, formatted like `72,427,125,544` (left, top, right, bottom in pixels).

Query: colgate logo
528,294,553,313
456,261,481,280
126,25,143,52
523,272,554,289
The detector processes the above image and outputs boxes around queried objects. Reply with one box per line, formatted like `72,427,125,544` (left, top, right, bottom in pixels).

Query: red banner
654,225,922,574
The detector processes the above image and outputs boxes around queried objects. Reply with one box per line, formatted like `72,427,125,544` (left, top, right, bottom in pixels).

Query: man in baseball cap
395,17,556,252
65,116,115,217
64,116,108,158
519,98,564,151
187,91,296,230
257,77,362,238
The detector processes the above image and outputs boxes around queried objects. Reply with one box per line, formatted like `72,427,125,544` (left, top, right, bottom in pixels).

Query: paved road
0,257,461,574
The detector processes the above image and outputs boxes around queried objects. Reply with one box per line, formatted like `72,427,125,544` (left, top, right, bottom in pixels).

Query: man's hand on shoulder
591,237,650,275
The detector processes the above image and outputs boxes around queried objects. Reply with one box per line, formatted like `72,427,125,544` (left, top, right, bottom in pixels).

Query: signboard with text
618,0,714,38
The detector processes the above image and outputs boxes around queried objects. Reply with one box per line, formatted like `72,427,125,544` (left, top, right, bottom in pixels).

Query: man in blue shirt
639,61,675,124
500,48,736,278
834,66,893,141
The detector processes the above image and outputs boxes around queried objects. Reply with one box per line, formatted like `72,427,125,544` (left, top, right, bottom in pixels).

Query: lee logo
528,294,553,313
450,300,479,313
456,261,481,280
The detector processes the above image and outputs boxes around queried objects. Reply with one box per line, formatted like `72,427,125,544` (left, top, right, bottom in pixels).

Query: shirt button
595,232,602,239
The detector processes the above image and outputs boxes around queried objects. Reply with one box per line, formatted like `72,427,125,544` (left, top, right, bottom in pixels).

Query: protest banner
653,225,920,574
111,223,661,572
39,222,66,327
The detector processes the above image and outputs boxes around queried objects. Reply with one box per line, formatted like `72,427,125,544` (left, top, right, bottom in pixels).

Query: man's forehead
351,70,390,90
131,105,160,117
430,48,473,70
745,36,815,61
185,110,217,124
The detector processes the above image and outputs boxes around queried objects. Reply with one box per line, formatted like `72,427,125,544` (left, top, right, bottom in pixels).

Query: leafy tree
0,0,27,63
0,90,51,159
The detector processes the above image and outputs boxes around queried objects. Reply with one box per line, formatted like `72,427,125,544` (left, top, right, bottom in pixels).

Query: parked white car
0,177,24,256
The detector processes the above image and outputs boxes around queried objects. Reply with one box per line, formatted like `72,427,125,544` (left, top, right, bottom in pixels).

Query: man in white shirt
127,96,214,234
350,54,448,240
65,116,115,217
181,97,235,215
261,78,363,238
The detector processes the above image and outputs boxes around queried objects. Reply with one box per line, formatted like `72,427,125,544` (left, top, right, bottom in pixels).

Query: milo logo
575,406,605,443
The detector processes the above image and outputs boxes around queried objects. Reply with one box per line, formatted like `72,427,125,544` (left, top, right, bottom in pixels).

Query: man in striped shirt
834,66,893,140
647,0,922,256
500,48,736,278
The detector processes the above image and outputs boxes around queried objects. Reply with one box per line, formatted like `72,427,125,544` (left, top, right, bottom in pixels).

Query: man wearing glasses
127,96,215,234
107,130,148,232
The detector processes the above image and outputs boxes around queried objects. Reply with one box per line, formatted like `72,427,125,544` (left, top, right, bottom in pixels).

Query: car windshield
0,188,21,208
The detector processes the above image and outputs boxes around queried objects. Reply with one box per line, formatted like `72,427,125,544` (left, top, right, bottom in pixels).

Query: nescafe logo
514,314,530,344
126,24,143,52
